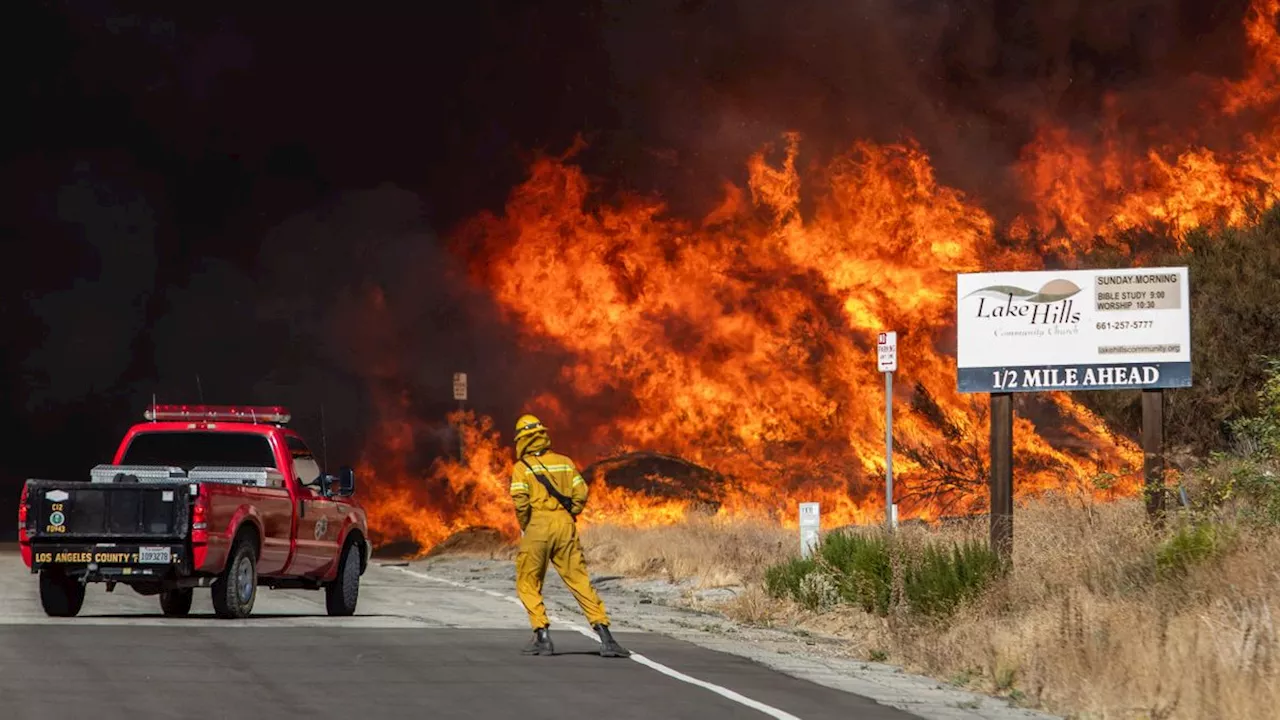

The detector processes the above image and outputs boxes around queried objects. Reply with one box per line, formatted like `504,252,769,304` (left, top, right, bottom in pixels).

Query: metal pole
458,399,466,464
885,370,893,532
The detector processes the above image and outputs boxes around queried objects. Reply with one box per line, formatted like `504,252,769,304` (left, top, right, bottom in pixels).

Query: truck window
119,431,278,471
284,435,322,488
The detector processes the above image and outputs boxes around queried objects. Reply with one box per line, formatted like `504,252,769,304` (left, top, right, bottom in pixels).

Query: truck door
284,436,341,577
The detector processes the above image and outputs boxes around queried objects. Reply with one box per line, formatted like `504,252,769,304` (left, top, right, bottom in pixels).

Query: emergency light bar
144,404,292,424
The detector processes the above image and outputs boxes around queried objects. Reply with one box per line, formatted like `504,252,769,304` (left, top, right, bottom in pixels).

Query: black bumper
30,543,188,580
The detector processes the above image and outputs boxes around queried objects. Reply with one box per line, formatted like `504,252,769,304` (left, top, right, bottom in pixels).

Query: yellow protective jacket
509,450,588,530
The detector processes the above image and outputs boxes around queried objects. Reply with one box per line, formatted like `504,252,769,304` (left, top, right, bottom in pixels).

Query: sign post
1142,389,1166,524
453,373,468,463
956,267,1193,559
799,502,820,559
877,332,898,532
989,392,1013,558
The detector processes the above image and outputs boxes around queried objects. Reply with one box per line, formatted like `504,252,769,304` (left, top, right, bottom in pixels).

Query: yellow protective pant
516,511,610,629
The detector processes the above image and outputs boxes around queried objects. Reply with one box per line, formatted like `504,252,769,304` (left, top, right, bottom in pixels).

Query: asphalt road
0,550,916,720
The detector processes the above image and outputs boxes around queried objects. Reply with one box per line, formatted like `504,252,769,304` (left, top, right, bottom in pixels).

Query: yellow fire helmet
514,414,545,440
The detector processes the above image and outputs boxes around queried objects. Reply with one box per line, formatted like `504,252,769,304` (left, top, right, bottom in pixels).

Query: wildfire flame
359,0,1280,553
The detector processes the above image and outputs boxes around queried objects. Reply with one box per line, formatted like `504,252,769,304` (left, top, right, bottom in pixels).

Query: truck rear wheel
325,541,361,617
212,538,257,619
39,569,85,618
160,588,193,617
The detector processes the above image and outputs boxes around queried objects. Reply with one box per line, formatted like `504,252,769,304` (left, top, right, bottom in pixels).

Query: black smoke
0,1,613,532
592,0,1259,217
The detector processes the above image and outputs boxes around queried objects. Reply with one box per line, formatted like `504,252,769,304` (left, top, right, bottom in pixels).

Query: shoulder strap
519,457,576,516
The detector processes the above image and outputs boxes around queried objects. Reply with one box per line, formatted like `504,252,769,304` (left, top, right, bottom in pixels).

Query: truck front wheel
39,569,86,617
212,538,257,619
325,541,361,617
160,588,193,617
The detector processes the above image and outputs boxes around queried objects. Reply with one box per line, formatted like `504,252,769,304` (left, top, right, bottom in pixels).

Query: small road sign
877,332,897,372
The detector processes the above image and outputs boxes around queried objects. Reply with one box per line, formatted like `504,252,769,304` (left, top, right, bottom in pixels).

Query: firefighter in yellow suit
510,414,630,658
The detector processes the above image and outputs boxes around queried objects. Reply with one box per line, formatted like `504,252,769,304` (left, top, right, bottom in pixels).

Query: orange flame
357,0,1280,553
1015,0,1280,251
1222,0,1280,115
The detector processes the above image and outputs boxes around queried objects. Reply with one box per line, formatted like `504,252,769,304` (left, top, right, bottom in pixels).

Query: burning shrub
763,530,1002,618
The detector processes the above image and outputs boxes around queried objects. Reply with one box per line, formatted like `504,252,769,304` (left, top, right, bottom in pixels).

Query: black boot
521,627,554,656
594,624,631,658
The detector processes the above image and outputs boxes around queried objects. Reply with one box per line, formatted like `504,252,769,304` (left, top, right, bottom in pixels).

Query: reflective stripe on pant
515,511,610,629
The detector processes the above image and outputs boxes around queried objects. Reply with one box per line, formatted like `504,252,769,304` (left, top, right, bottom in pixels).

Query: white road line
387,565,804,720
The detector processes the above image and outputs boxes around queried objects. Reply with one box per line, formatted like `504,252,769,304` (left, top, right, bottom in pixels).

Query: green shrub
796,568,841,610
1154,521,1222,578
818,530,892,614
1227,357,1280,457
1182,455,1280,528
764,557,819,605
903,539,1005,616
1238,470,1280,528
763,530,1003,618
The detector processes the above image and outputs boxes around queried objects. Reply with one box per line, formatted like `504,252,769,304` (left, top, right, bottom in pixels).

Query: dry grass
579,514,792,588
894,496,1280,718
422,526,516,560
579,496,1280,719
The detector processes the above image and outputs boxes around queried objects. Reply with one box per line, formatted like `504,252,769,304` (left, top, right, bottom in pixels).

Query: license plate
138,546,171,564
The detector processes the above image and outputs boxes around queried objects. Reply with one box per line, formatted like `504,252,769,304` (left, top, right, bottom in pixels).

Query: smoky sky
0,0,1266,525
594,0,1258,215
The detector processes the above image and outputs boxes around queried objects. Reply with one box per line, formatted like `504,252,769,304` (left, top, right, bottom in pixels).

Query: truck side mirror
318,474,338,497
338,466,356,497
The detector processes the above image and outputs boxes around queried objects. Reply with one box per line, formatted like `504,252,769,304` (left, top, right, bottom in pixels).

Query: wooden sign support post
989,393,1014,563
1142,389,1166,524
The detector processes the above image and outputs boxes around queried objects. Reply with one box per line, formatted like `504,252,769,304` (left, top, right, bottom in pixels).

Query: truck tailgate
25,479,192,540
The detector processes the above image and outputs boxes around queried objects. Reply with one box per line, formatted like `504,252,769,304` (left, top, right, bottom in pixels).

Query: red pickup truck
17,404,371,620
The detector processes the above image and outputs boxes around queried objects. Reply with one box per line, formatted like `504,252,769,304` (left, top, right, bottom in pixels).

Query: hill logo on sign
963,279,1083,325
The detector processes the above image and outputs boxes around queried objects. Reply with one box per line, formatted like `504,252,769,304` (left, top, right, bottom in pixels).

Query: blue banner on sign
958,362,1193,393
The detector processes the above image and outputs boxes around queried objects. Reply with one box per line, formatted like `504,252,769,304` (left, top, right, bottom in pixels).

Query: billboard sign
956,267,1192,393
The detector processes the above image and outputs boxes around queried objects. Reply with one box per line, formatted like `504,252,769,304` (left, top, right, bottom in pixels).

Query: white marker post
877,332,898,532
453,372,468,462
799,502,820,559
